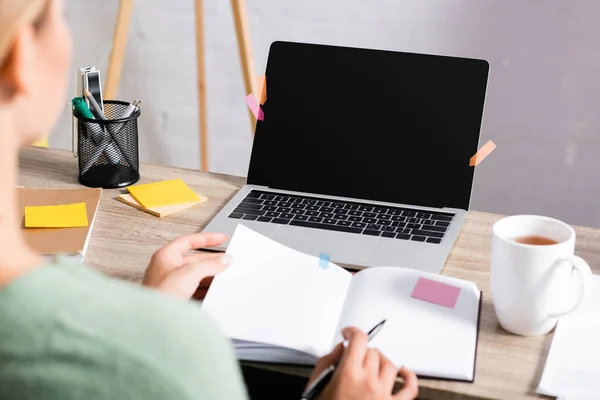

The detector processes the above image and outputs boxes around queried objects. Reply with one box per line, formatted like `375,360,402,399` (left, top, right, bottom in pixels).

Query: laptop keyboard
228,190,454,244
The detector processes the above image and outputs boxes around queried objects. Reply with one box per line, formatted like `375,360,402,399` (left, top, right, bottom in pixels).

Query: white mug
490,215,593,336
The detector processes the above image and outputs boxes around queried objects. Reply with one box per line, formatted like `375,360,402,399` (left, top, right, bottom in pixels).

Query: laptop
202,41,490,273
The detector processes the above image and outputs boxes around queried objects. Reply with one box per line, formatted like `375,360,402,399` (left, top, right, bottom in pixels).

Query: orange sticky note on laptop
256,75,267,105
469,140,496,166
24,202,89,228
127,179,201,209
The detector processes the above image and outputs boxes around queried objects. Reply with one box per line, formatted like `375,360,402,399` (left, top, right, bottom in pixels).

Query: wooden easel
104,0,258,171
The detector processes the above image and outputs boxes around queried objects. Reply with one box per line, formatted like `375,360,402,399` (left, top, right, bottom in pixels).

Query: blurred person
0,1,417,399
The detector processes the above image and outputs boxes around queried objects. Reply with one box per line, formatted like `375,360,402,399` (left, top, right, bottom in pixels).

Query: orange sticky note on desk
470,140,496,166
127,179,201,209
25,202,88,228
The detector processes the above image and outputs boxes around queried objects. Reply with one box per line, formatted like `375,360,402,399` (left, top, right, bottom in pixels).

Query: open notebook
202,224,482,382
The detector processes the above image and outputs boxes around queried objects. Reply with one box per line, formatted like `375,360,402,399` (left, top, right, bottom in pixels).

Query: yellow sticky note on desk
127,179,201,209
32,137,49,147
25,202,88,228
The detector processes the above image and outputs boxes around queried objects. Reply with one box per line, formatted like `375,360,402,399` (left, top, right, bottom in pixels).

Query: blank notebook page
333,267,480,381
201,224,352,358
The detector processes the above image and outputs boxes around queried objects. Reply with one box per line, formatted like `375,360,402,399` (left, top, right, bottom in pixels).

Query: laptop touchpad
269,226,378,267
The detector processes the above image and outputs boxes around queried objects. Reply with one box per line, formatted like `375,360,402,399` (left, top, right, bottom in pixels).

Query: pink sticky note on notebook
245,94,264,121
411,277,461,308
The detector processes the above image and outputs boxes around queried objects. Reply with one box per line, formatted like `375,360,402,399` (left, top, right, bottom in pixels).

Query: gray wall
54,0,600,227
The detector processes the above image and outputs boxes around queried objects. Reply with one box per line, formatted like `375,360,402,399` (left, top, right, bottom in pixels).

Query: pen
302,319,387,400
84,88,106,120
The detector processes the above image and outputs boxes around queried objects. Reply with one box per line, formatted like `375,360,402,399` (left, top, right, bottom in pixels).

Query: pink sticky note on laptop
245,94,264,121
411,277,461,308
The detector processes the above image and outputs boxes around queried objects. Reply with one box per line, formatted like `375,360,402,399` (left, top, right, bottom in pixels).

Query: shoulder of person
59,263,246,399
1,259,248,400
57,261,228,356
94,281,247,400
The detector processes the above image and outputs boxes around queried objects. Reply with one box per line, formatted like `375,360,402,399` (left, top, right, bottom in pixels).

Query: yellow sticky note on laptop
25,202,89,228
127,179,201,209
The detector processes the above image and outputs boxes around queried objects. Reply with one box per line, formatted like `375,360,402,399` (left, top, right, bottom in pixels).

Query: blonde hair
0,0,49,67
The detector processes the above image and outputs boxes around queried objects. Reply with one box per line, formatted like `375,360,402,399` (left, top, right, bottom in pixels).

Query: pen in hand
302,319,387,400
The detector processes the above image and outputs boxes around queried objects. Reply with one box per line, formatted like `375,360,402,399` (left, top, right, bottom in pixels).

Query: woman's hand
308,327,418,400
142,232,232,300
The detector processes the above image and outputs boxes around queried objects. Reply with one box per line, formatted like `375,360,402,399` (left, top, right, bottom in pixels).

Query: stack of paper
18,188,102,263
537,274,600,399
118,179,207,218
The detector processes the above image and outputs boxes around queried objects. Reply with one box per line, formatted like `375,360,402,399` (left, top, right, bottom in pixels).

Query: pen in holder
73,100,141,188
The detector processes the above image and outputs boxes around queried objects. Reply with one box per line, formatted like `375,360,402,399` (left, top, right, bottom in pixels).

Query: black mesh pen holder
74,100,141,188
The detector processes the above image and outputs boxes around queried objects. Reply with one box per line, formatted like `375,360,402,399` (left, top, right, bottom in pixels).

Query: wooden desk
19,147,600,400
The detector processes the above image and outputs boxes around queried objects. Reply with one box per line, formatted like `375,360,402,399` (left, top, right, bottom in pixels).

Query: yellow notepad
117,192,207,218
24,202,89,228
127,179,201,209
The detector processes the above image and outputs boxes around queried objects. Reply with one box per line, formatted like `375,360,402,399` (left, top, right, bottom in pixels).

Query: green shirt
0,257,248,400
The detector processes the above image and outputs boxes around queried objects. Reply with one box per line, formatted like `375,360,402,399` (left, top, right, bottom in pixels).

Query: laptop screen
247,41,489,211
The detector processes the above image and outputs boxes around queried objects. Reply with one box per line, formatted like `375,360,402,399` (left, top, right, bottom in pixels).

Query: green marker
72,96,103,145
72,97,96,120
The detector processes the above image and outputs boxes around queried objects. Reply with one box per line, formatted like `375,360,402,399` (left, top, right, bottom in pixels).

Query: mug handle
547,255,593,318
